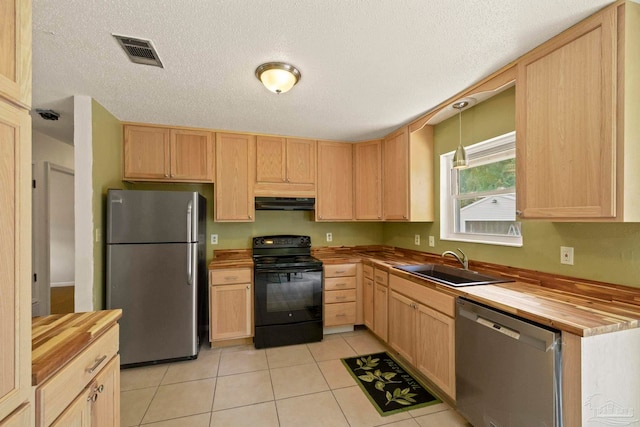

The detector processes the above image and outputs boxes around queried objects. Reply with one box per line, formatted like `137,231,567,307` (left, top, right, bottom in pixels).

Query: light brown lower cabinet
209,268,253,342
372,268,388,342
0,404,31,427
35,325,120,427
362,269,374,330
50,356,120,427
324,264,357,327
388,274,456,400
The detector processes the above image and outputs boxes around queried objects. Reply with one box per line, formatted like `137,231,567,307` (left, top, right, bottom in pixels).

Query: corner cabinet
383,126,434,221
123,125,214,183
214,133,255,222
372,268,388,342
316,141,354,221
209,268,253,342
354,140,383,220
254,136,316,197
516,1,640,221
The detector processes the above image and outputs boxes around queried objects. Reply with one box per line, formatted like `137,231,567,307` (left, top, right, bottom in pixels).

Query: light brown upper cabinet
0,0,31,108
123,125,214,183
316,141,354,221
383,126,434,221
516,1,640,221
254,136,316,197
215,133,255,222
354,140,383,220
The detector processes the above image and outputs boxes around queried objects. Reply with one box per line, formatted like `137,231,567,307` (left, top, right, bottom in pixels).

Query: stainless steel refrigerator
106,189,206,367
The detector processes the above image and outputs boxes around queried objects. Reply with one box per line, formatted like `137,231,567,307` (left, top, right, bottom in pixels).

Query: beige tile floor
121,329,471,427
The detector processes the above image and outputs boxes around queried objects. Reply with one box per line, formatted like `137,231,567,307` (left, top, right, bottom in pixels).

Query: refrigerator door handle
187,244,193,286
186,200,193,242
186,200,194,286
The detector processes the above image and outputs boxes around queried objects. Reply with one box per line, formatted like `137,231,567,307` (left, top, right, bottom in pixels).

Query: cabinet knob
403,215,407,219
248,215,253,220
164,173,169,177
516,210,523,217
246,285,250,289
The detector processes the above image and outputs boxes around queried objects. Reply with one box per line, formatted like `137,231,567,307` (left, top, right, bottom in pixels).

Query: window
440,131,521,247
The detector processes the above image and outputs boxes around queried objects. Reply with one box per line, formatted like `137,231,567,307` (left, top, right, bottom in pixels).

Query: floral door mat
342,352,441,416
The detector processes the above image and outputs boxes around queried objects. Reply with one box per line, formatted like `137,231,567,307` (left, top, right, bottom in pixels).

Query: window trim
440,131,522,247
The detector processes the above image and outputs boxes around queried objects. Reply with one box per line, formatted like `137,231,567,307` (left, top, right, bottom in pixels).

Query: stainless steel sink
394,264,513,287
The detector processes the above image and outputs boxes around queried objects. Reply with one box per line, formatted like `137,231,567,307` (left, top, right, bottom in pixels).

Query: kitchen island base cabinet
563,328,640,426
49,356,119,427
209,269,253,342
34,320,121,427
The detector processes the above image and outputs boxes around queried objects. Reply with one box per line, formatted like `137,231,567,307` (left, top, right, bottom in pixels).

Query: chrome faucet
442,248,468,270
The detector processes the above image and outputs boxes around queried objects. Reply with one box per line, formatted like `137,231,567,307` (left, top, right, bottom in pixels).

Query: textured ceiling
32,0,614,144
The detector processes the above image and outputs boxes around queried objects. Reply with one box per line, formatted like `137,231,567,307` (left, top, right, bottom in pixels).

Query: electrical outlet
326,232,333,242
560,246,574,265
429,235,435,247
414,234,420,245
95,228,101,243
211,234,218,245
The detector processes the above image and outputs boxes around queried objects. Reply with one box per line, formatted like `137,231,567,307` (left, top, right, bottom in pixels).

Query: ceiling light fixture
255,62,301,94
452,101,469,169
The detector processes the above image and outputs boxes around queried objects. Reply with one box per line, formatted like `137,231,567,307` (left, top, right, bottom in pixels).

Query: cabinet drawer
325,289,356,304
363,265,373,280
35,325,119,427
325,302,356,326
374,268,388,286
210,268,252,285
389,274,455,317
325,264,356,278
325,277,356,291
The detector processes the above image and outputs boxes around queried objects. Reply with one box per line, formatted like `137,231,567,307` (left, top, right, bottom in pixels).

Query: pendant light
452,101,469,169
255,62,301,94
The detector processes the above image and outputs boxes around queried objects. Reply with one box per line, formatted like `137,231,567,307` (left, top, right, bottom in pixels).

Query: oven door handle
255,267,322,274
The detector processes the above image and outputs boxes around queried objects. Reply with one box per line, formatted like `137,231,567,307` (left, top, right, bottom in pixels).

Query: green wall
92,100,128,309
90,88,640,301
385,87,640,288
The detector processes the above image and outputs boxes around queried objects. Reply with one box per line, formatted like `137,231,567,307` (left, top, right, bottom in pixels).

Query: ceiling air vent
113,35,164,68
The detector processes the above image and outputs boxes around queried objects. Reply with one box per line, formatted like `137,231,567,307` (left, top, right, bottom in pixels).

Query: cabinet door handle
87,355,107,374
336,296,346,300
335,270,346,274
225,276,238,281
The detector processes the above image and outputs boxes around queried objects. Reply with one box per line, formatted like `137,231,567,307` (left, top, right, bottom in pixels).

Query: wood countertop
32,309,122,386
208,249,253,269
208,245,640,337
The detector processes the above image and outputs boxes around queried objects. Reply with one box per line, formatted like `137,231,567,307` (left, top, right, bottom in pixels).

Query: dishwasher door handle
476,316,520,340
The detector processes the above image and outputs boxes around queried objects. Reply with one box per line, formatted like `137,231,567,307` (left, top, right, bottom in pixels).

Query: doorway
45,162,75,314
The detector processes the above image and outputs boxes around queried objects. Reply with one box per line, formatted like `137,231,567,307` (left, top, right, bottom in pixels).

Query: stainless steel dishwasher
456,298,562,427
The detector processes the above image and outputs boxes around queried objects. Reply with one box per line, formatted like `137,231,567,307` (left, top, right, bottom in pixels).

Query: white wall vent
113,35,164,68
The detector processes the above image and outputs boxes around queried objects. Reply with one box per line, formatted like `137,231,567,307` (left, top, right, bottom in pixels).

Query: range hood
255,197,315,211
